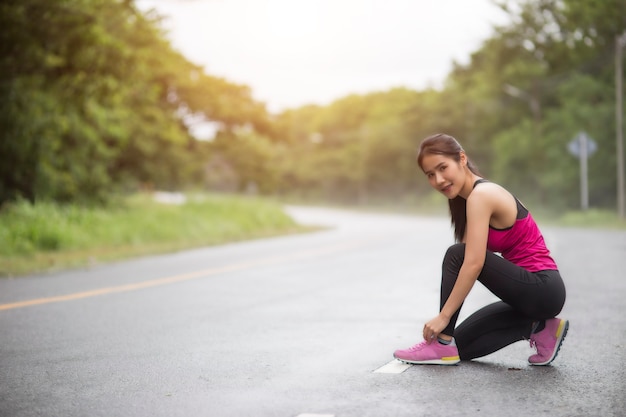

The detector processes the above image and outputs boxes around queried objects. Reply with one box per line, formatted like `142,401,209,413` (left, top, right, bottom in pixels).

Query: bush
0,193,304,276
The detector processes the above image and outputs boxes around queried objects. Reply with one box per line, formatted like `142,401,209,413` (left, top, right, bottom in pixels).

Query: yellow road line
0,238,374,312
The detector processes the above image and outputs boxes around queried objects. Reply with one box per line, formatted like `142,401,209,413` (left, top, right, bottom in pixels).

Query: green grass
4,192,623,277
552,208,626,229
0,193,310,277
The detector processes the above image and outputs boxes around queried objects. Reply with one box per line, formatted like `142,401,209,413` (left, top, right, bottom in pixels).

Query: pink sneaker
529,318,569,365
394,339,460,365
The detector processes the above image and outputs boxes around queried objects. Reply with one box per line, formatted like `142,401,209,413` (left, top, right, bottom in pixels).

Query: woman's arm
422,188,492,342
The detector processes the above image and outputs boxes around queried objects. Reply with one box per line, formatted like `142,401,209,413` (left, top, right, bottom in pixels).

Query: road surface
1,206,624,416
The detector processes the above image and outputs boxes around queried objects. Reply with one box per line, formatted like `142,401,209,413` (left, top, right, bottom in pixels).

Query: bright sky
137,0,509,112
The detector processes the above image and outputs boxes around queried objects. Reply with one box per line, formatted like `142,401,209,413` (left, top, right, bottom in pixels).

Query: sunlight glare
265,0,321,40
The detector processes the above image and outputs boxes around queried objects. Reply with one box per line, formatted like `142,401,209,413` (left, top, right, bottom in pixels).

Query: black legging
440,243,566,361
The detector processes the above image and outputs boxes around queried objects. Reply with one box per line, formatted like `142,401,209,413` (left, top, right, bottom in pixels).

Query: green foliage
542,73,615,207
0,194,302,276
208,130,284,194
269,88,424,202
0,0,270,205
2,0,626,217
558,208,626,229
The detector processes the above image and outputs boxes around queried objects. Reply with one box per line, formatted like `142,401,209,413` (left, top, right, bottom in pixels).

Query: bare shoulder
468,181,518,226
467,181,509,204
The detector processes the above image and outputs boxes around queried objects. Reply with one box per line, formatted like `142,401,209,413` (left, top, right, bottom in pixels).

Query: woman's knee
443,243,465,265
442,243,465,275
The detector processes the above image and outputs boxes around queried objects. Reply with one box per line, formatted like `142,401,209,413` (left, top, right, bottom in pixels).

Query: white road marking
373,359,412,374
295,414,335,417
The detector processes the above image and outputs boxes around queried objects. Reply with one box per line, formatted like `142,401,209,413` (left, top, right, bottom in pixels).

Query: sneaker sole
530,319,569,366
394,355,460,365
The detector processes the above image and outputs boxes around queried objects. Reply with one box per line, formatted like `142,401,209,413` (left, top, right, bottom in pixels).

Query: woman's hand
423,313,451,343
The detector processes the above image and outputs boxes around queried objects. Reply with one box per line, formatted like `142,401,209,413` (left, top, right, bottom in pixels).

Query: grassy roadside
550,209,626,229
285,193,626,230
2,192,623,278
0,193,312,277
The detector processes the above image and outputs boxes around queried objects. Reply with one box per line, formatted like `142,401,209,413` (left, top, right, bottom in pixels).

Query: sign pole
568,132,596,211
616,33,626,219
579,133,589,210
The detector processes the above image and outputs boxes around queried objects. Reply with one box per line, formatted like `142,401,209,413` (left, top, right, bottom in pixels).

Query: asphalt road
1,206,624,417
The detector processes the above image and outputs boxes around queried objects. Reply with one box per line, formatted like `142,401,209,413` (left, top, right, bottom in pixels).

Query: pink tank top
487,212,557,272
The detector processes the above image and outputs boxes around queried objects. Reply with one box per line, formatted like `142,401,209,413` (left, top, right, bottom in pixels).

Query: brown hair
417,133,482,242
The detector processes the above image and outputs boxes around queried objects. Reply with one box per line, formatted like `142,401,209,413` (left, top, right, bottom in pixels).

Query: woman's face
420,153,468,199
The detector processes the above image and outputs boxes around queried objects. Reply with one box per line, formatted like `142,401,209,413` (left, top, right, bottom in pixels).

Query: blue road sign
568,131,597,157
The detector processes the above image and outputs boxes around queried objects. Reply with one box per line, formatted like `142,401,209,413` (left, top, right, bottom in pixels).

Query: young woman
394,133,568,366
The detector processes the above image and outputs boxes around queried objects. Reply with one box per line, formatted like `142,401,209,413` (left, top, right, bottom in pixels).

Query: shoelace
407,341,429,351
529,336,546,351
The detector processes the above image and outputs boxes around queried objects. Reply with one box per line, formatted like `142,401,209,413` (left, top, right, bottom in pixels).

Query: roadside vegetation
2,192,623,277
553,209,626,229
0,194,309,277
2,1,625,276
3,1,626,215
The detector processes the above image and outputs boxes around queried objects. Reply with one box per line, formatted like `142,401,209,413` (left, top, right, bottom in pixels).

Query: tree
0,0,273,205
